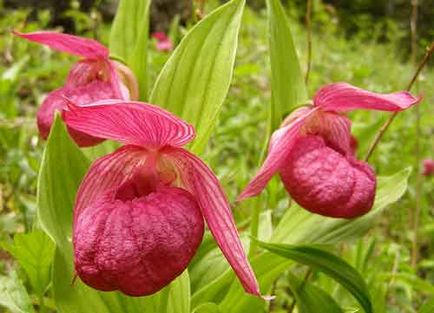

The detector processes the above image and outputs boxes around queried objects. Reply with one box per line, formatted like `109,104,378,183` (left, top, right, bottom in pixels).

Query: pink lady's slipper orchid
152,32,173,52
423,159,434,176
13,31,138,146
62,100,261,297
239,83,421,218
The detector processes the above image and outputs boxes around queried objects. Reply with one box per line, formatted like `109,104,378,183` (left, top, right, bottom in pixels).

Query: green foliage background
0,0,433,312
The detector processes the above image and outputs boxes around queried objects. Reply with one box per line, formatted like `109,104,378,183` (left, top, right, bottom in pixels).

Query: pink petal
74,145,148,219
156,40,173,52
152,32,169,41
238,108,317,201
66,59,125,99
13,31,108,59
38,81,119,146
162,147,261,297
308,111,353,155
314,83,422,112
63,100,195,148
423,159,434,176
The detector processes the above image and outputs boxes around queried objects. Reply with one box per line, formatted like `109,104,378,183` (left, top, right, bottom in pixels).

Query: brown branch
364,42,434,162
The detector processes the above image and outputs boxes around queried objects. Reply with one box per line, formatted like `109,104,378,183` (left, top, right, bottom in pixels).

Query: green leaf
37,115,90,249
0,271,35,313
2,230,55,296
258,242,372,313
266,0,308,131
38,116,189,312
109,0,150,100
286,272,343,313
205,168,411,312
193,302,221,313
150,0,245,154
420,297,434,313
166,271,190,313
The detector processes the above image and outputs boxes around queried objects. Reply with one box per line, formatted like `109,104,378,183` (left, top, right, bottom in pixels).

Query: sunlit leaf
192,302,221,313
2,230,55,296
266,0,308,131
150,0,245,154
0,271,35,313
110,0,150,100
258,242,372,313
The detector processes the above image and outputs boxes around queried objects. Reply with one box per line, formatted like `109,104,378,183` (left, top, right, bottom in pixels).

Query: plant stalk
364,41,434,162
410,0,422,270
305,0,313,85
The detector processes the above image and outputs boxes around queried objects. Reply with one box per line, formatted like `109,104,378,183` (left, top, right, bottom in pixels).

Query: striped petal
162,147,261,297
238,108,316,201
314,83,421,112
74,145,148,219
63,100,195,148
13,31,108,59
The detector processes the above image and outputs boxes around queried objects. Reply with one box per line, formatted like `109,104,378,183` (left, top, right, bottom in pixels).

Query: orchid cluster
16,30,420,298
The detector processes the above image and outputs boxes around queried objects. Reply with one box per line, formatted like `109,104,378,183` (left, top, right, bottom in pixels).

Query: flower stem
249,198,262,257
410,0,422,270
305,0,313,85
364,41,434,162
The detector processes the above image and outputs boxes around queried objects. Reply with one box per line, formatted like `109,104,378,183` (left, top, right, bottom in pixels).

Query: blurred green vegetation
0,0,433,312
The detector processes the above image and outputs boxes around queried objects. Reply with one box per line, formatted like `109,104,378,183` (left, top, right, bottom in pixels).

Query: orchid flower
239,83,421,218
423,159,434,176
13,31,138,146
62,100,261,297
152,32,173,52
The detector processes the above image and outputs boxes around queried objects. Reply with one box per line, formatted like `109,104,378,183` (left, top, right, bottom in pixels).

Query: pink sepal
314,83,422,112
63,100,195,148
12,31,109,59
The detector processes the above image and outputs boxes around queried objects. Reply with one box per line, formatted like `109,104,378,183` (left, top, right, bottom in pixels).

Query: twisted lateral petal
13,31,108,59
74,145,148,219
237,108,316,201
63,101,195,148
314,83,422,112
162,147,261,297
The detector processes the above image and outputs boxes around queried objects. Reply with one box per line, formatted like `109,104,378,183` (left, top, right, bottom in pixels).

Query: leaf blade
109,0,150,100
150,0,245,154
267,0,308,131
258,242,372,313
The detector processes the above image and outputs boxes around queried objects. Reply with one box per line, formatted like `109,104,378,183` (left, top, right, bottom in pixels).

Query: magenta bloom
63,100,260,297
14,31,138,146
152,32,173,52
239,83,421,218
423,159,434,176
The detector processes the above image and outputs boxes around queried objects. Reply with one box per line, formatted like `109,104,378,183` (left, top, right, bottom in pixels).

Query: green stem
249,198,262,257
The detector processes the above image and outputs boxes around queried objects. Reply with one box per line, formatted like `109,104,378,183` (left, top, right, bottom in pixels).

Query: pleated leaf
109,0,150,100
150,0,245,154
